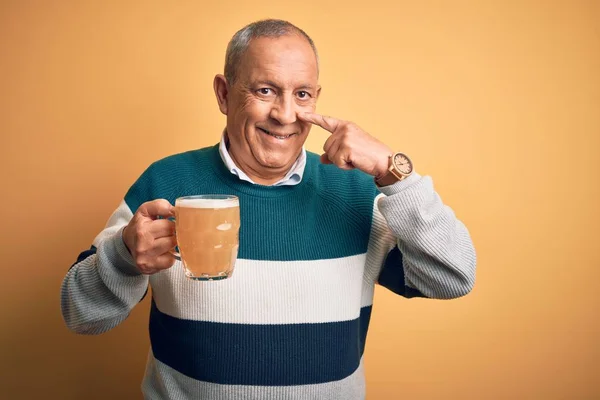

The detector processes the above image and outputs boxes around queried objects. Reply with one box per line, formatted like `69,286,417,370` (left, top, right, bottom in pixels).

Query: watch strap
375,170,400,187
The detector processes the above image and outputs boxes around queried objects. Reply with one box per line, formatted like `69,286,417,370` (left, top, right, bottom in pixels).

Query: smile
258,127,297,140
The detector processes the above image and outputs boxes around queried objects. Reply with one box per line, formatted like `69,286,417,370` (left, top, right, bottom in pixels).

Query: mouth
258,127,297,140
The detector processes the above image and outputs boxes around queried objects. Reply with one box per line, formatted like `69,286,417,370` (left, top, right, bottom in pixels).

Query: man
61,19,476,400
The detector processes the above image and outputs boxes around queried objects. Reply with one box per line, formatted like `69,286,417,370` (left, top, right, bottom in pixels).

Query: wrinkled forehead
238,35,319,88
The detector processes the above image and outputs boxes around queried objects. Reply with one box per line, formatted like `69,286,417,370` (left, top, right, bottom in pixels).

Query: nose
269,94,297,126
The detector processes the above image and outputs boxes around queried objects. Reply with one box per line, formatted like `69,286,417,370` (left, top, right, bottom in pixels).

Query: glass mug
171,195,240,281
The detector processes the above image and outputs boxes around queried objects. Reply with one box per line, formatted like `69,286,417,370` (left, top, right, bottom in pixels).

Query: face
214,34,320,184
394,153,413,175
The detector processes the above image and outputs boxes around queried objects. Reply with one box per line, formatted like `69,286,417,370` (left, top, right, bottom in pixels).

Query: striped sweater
61,143,476,399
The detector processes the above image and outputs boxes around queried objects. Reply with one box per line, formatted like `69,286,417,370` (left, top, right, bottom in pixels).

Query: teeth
260,128,293,139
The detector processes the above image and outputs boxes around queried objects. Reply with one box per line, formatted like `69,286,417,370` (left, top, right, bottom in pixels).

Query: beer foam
177,197,239,209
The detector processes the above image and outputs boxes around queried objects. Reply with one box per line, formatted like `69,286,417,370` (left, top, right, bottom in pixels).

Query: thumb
320,153,333,164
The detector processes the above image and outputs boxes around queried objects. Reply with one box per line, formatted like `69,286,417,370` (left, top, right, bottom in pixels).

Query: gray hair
224,19,319,85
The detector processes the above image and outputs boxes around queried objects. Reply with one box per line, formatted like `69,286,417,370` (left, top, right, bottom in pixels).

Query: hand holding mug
122,199,177,275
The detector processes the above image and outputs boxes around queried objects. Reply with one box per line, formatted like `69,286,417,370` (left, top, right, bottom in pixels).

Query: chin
259,158,291,169
258,153,296,169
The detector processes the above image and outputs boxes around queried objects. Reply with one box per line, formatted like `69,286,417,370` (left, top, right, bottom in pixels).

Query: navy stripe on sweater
378,246,426,298
149,300,372,386
70,245,97,268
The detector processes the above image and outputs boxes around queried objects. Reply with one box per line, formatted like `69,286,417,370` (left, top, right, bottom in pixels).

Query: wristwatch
375,152,414,187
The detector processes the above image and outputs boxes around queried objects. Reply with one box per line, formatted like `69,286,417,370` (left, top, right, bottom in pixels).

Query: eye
297,91,311,99
257,88,273,96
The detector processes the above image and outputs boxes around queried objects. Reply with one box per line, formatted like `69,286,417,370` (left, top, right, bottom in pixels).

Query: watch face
393,153,413,175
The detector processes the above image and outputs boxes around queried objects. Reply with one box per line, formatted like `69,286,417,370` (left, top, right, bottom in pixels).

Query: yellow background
1,1,598,399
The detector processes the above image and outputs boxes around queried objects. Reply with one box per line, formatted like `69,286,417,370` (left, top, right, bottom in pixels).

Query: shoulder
124,144,218,212
305,151,379,222
148,145,216,175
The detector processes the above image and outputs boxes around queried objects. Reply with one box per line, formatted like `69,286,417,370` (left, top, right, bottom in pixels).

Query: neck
210,143,310,198
227,148,293,185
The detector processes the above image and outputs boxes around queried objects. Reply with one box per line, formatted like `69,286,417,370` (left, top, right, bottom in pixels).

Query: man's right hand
122,199,177,275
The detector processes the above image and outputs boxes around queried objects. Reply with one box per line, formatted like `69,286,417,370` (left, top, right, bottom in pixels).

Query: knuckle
157,257,175,270
136,261,150,274
156,198,169,208
133,224,145,236
334,159,346,168
134,240,150,255
339,143,350,154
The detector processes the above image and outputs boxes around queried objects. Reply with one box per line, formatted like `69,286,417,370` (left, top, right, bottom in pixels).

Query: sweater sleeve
60,200,149,334
373,173,476,299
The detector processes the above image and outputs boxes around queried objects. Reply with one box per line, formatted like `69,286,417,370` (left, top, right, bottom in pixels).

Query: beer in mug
173,195,240,280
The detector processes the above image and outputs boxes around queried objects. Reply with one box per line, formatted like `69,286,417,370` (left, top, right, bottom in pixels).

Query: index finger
139,199,175,220
299,112,341,133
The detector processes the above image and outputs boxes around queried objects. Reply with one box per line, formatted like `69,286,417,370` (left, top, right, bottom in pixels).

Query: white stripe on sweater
84,196,400,326
92,200,134,247
141,195,399,326
150,254,372,325
364,193,398,283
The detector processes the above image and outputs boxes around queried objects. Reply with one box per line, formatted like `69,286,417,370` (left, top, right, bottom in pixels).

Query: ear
315,85,322,100
213,74,229,115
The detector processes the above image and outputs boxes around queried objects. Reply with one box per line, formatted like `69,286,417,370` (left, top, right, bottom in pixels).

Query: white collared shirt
218,133,306,186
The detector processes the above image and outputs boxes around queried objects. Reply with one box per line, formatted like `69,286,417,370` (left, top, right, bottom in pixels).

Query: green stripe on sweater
125,144,380,260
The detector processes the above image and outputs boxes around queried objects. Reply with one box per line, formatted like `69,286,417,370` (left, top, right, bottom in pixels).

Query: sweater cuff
93,228,149,307
377,172,422,196
103,227,142,276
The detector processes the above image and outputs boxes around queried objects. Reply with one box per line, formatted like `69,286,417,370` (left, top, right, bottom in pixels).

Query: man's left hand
298,112,392,179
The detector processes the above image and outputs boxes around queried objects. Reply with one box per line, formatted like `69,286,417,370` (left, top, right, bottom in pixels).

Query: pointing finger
298,112,341,133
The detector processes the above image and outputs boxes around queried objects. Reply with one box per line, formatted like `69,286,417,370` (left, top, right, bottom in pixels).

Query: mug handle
163,215,181,261
169,247,181,261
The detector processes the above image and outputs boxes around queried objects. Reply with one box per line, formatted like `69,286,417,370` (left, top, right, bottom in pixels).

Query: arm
60,201,149,335
375,173,476,299
61,197,177,334
297,112,476,299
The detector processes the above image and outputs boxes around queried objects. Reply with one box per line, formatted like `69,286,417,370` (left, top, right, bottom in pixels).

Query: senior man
61,19,476,400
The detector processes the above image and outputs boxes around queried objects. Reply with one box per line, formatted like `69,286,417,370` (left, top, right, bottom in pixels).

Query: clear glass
173,195,240,281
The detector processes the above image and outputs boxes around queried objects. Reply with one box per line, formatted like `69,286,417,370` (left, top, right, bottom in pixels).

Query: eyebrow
255,80,316,91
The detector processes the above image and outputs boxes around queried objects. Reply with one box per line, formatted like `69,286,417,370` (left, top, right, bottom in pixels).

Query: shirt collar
218,132,306,186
